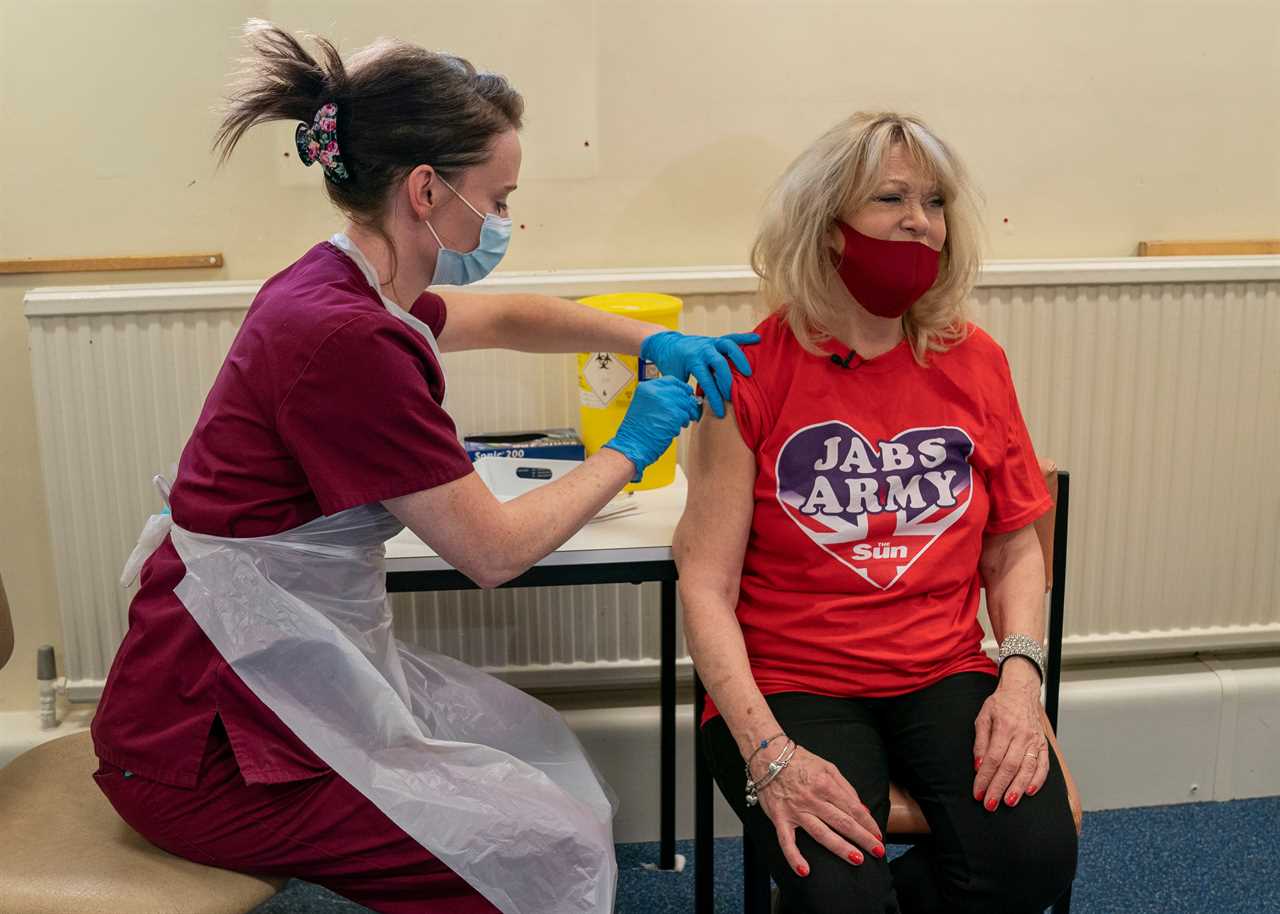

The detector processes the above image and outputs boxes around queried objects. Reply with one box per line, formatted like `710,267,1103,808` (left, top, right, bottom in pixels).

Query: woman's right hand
752,744,886,877
603,376,702,481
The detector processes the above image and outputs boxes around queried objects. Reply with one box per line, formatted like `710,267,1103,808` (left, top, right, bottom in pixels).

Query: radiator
24,257,1280,699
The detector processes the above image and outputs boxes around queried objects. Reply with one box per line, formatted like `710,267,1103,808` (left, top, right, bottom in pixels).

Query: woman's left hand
640,331,760,419
972,661,1050,812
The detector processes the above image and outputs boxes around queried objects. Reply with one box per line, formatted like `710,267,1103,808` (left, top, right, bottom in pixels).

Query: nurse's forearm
481,448,637,582
497,294,664,354
386,448,638,589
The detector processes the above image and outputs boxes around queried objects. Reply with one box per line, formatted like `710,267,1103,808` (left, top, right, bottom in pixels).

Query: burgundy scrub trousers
95,719,500,914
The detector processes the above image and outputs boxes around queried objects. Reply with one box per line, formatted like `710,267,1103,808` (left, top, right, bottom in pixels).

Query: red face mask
833,221,941,319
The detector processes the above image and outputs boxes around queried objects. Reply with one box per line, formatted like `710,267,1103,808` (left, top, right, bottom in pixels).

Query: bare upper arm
979,522,1042,581
673,404,757,603
433,290,514,352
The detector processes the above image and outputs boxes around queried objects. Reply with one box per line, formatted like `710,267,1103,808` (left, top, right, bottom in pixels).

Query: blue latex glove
640,331,761,419
603,376,703,482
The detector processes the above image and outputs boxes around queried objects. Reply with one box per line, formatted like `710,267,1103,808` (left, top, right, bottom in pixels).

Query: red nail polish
985,797,998,812
797,864,809,877
871,845,885,859
974,757,983,771
1027,784,1039,796
1006,791,1019,806
848,850,863,865
974,788,984,802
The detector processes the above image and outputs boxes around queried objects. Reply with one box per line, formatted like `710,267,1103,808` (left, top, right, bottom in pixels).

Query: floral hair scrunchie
295,102,350,183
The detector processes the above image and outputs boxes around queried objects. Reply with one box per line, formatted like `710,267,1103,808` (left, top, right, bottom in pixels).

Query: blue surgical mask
424,175,512,286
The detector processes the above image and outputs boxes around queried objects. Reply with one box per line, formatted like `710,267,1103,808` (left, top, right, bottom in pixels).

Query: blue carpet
251,796,1280,913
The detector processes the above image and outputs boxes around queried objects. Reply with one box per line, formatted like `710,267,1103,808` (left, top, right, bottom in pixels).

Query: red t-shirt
701,313,1051,724
91,242,475,786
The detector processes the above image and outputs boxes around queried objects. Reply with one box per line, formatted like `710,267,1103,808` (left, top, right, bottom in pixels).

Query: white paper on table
472,456,639,522
587,493,638,523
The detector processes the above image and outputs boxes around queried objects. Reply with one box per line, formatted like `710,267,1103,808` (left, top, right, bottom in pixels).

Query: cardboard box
463,428,586,462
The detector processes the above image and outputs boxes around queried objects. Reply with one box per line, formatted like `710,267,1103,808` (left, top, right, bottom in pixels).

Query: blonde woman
675,113,1078,912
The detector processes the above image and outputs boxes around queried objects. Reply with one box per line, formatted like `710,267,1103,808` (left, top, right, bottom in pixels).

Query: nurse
91,21,757,914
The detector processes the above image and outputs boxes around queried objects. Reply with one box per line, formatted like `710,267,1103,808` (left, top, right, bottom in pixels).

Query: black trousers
702,673,1078,914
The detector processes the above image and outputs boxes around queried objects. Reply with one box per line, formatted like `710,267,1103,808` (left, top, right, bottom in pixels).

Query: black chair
692,465,1078,914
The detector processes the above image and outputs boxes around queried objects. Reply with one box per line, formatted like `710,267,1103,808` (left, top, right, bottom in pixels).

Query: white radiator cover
24,256,1280,699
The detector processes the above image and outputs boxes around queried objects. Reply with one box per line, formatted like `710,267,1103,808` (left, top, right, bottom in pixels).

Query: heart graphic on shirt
774,422,975,590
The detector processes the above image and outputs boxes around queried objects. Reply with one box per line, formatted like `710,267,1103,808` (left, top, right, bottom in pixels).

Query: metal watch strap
997,633,1045,682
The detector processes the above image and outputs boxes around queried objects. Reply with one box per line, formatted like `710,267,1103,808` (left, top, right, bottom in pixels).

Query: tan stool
0,571,284,914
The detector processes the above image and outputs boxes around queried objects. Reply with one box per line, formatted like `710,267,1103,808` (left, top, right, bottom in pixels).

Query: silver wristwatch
997,633,1045,682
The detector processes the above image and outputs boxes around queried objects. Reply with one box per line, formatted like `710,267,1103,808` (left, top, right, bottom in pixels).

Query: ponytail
212,20,523,229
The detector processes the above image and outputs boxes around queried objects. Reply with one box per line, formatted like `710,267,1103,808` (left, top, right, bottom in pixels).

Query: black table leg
694,674,714,913
660,579,677,870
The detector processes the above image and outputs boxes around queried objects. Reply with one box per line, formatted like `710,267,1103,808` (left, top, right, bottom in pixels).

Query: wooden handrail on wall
0,254,223,275
1138,240,1280,257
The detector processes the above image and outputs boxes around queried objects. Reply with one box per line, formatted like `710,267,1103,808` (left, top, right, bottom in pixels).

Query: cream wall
2,0,1278,711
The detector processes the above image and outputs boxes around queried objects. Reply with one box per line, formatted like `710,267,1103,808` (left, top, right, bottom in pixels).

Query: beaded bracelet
744,732,786,773
745,739,798,807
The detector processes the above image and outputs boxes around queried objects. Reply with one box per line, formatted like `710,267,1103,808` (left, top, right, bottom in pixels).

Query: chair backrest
1031,458,1071,736
1034,458,1059,593
0,571,13,672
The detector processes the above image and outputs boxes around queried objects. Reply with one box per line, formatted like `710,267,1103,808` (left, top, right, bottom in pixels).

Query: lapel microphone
830,350,858,370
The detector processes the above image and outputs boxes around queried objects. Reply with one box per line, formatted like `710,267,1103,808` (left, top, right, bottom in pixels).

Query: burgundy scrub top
91,241,476,787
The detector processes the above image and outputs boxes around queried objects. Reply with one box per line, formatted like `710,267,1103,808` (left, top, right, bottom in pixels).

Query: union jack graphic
775,422,975,590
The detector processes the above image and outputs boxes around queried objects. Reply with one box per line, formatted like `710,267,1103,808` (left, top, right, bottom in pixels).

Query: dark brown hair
214,20,523,226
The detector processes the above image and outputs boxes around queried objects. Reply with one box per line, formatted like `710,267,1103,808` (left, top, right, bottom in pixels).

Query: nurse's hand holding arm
384,375,699,589
639,330,759,419
437,289,758,418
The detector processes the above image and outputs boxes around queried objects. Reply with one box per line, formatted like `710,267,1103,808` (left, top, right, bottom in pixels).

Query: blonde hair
750,112,982,362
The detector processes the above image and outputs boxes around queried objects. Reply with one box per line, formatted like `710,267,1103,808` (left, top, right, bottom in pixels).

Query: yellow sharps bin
577,293,683,491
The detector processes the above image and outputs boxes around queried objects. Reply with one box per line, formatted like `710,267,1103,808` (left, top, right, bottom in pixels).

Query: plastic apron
119,235,618,914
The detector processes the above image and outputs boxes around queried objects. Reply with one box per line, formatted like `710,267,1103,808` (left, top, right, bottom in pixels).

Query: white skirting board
0,707,94,770
2,656,1276,844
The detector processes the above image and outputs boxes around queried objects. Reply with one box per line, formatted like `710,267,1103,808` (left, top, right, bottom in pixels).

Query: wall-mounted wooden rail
1138,240,1280,257
0,253,224,275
